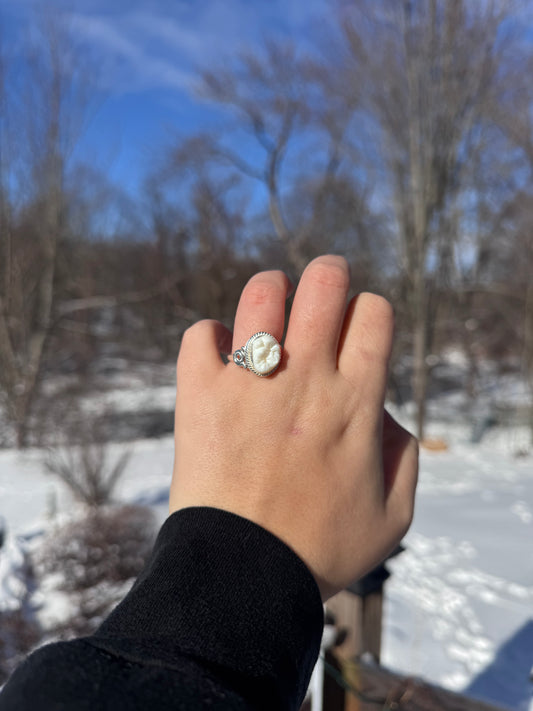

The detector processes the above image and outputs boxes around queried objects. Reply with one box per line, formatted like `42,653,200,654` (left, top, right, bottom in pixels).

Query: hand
170,255,418,600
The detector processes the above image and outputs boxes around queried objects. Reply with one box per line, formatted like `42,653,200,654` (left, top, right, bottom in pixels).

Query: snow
0,404,532,709
382,441,533,711
0,436,173,536
0,537,29,612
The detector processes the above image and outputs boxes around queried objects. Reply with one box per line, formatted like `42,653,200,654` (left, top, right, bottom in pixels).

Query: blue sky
2,0,331,196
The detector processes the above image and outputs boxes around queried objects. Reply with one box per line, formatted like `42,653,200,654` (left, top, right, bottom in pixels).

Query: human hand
170,255,418,600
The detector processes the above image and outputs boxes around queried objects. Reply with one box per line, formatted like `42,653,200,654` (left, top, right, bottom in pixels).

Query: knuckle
356,343,382,365
357,332,388,364
355,294,394,361
243,275,284,306
306,258,349,290
358,293,394,324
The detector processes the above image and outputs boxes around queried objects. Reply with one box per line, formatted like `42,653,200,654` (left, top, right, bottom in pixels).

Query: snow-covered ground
1,406,532,709
383,438,532,711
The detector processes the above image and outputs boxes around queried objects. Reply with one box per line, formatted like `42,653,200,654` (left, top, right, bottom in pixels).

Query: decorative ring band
231,332,281,377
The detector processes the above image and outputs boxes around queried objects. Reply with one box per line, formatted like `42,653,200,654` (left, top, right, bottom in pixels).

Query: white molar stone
250,334,281,374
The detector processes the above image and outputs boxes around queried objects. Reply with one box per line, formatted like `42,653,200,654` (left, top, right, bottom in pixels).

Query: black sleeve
0,507,324,711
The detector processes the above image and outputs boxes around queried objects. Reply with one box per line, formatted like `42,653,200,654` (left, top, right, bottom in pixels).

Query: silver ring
231,332,281,377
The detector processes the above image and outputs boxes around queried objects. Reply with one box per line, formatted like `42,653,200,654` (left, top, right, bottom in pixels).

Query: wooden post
323,547,404,710
360,590,384,662
326,565,389,664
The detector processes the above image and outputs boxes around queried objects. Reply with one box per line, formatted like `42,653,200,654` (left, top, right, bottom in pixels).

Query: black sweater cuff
90,507,324,709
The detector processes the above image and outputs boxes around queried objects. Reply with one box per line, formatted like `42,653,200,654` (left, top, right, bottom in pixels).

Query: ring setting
231,332,281,377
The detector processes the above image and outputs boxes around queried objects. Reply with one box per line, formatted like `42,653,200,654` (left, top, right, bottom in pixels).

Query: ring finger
232,270,291,355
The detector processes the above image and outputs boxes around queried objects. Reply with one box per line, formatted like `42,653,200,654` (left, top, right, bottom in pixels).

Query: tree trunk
412,317,428,441
523,281,533,447
412,268,429,441
16,406,29,450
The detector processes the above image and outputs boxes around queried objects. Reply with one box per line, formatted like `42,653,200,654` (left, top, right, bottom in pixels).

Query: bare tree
196,40,383,280
338,0,518,438
493,51,533,444
199,42,310,273
0,16,98,446
144,153,258,339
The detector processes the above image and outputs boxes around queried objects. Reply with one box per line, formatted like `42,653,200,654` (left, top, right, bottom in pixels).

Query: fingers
284,255,350,368
179,263,393,407
178,320,233,379
337,293,394,405
232,270,291,353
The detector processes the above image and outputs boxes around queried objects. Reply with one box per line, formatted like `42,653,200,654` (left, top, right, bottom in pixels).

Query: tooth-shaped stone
247,333,281,375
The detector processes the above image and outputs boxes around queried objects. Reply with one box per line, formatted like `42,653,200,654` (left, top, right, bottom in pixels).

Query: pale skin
170,255,418,601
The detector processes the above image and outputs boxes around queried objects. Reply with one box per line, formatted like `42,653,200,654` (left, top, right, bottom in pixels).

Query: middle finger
285,255,350,368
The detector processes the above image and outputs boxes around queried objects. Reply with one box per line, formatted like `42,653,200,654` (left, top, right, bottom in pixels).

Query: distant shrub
0,539,41,685
34,505,156,637
43,408,132,507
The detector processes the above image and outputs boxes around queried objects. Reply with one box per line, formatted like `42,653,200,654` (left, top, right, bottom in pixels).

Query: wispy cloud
70,14,138,60
128,13,205,59
68,13,194,93
5,0,330,97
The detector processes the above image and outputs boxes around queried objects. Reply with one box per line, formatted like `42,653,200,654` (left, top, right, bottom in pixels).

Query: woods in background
0,0,531,447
